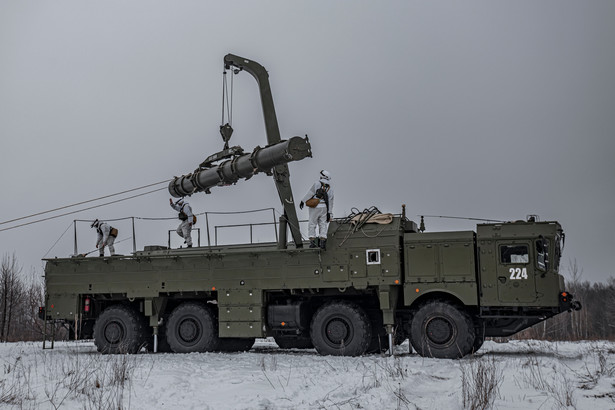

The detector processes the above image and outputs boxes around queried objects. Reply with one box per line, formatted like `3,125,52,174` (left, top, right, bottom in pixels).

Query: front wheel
166,303,219,353
410,301,475,359
310,301,371,356
93,305,147,354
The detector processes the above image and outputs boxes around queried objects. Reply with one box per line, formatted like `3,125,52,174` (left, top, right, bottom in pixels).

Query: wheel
310,301,371,356
274,335,314,349
93,305,147,354
166,303,219,353
218,338,255,352
410,301,475,359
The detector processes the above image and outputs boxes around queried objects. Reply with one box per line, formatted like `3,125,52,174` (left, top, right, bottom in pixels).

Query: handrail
70,207,283,255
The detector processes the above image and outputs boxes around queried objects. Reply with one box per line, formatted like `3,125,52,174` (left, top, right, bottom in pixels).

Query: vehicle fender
403,282,478,308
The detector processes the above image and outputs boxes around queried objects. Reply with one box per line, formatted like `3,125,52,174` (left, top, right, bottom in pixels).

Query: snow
1,338,614,409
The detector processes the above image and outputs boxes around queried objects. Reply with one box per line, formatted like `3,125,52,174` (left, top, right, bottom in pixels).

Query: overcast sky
1,1,613,283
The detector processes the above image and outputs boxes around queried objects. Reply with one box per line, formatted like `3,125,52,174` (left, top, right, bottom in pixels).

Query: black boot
309,238,319,248
319,238,327,250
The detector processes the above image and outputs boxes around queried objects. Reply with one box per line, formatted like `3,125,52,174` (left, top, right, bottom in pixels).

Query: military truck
41,54,581,358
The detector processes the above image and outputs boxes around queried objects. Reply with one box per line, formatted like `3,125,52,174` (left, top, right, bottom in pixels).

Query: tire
218,338,255,352
410,301,475,359
274,336,314,349
166,303,219,353
93,305,147,354
310,301,371,356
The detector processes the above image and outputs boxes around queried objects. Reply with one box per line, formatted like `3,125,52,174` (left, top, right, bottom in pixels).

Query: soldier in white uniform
91,219,117,257
300,170,334,250
170,198,194,248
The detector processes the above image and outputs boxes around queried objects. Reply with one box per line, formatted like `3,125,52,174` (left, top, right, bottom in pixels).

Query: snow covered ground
1,338,614,409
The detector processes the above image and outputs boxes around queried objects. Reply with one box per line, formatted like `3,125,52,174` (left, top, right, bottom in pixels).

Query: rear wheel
93,305,147,354
310,301,371,356
410,301,475,359
166,303,219,353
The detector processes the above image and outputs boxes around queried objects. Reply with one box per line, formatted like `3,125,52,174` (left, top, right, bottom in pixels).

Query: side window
535,237,550,271
500,245,529,264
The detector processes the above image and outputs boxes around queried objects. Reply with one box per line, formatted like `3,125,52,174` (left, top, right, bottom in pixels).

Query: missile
169,136,311,198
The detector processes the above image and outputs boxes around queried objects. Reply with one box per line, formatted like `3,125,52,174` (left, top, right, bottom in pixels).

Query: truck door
495,242,537,303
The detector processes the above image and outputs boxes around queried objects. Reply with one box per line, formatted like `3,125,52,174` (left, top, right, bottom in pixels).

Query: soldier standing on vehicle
170,198,194,248
91,219,118,257
300,170,334,250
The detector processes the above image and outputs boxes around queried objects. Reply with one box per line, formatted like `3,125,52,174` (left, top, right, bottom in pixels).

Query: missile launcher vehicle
41,54,580,358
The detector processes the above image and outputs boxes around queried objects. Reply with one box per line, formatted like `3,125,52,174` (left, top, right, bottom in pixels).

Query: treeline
513,259,615,341
0,253,45,342
1,253,613,343
514,277,615,341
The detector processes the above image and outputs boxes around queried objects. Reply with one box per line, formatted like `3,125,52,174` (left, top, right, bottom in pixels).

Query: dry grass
0,344,144,410
460,355,503,410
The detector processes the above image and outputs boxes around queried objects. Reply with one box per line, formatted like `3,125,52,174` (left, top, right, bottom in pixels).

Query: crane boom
168,54,309,249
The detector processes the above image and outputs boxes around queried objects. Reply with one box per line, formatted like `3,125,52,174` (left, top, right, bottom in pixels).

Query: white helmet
90,219,100,228
319,170,331,184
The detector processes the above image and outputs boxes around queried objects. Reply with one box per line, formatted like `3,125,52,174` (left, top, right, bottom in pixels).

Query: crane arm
222,54,305,249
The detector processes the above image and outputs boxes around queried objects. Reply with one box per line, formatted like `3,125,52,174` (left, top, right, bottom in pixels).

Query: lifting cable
221,68,234,127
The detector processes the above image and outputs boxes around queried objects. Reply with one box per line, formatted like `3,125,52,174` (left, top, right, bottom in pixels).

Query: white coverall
171,201,194,247
302,181,334,240
96,222,116,256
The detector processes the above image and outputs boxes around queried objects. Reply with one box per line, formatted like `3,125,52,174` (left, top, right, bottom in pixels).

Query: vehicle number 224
509,267,528,280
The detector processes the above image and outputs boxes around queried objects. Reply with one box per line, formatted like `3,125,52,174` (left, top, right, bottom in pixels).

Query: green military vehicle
41,54,581,358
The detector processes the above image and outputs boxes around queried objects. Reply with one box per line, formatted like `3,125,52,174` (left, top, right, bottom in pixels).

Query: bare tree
0,253,22,342
0,254,45,342
509,258,615,342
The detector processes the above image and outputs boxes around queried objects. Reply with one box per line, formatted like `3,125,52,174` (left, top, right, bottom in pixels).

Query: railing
70,207,310,255
214,221,279,246
167,228,201,248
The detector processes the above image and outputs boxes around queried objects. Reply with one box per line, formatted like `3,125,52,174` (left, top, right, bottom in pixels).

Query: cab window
554,232,563,270
536,237,550,271
500,245,529,264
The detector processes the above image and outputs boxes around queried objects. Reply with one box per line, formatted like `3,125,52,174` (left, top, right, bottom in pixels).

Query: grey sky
1,1,613,283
